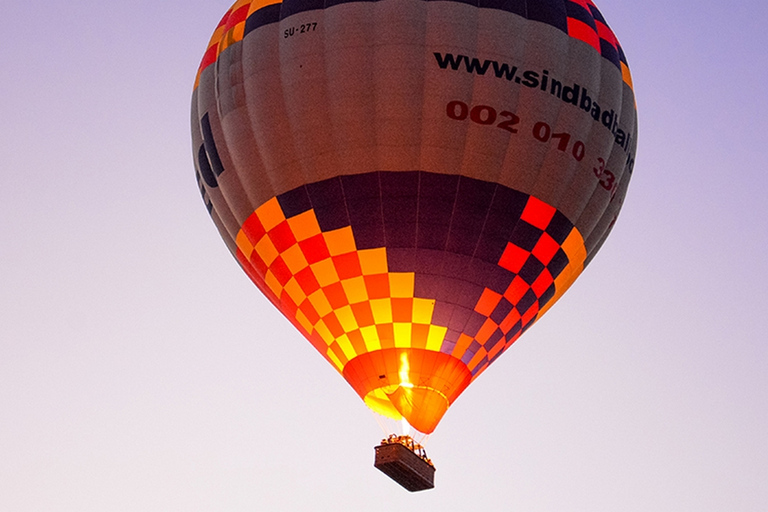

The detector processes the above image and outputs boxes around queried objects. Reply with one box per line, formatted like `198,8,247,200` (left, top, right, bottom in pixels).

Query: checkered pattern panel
194,0,280,88
195,0,633,90
233,172,586,381
564,0,631,83
235,196,449,372
454,197,585,377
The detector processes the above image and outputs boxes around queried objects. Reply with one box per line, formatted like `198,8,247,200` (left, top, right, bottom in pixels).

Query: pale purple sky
2,0,767,510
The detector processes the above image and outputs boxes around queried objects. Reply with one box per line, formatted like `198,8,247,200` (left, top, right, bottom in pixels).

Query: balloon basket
374,435,435,492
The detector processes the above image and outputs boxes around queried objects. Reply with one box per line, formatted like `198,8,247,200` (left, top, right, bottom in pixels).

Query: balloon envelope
192,0,637,434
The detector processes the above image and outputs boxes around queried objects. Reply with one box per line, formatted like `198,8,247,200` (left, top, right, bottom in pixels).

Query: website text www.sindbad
433,52,636,173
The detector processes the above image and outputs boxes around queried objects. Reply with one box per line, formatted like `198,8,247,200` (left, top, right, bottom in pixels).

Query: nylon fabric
192,0,637,434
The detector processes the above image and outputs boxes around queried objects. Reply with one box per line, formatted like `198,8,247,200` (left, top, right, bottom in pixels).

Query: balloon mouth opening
343,348,473,435
364,385,450,435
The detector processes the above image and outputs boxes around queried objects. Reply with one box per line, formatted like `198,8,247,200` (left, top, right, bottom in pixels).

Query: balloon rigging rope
371,410,390,437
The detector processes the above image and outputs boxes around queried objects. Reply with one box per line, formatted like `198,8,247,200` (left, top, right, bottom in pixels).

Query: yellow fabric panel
281,244,309,274
247,0,281,16
389,273,415,298
255,197,285,231
426,325,448,351
370,298,393,324
287,210,322,242
283,277,306,305
393,323,412,348
358,248,388,275
324,227,357,256
412,298,435,324
314,319,335,345
336,334,358,360
254,233,279,266
341,276,368,304
235,230,254,260
264,269,282,296
335,305,359,332
219,22,245,53
328,342,347,367
621,62,634,90
307,289,333,318
295,308,313,334
310,259,340,287
326,347,344,371
360,325,382,352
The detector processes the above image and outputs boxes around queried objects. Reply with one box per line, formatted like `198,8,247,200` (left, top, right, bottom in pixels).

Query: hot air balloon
192,0,637,491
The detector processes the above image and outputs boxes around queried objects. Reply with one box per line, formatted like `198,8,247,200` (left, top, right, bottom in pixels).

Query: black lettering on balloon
521,70,540,88
431,52,636,157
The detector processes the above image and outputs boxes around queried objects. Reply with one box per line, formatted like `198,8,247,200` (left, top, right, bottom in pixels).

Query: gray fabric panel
194,0,637,263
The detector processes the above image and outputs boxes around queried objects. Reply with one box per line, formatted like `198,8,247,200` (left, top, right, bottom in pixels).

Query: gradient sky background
2,0,767,510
